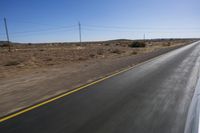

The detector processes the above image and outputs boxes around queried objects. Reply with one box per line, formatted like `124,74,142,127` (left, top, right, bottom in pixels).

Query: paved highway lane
1,41,200,133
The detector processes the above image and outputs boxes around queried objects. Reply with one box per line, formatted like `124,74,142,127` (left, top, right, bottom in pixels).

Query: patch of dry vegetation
0,39,194,79
129,41,146,48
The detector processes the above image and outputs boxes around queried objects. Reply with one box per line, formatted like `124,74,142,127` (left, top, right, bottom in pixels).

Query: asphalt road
1,41,200,133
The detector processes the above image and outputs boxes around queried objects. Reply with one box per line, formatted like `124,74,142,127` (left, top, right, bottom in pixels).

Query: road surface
1,41,200,133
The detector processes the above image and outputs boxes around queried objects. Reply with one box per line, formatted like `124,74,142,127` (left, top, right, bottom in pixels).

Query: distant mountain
107,39,133,42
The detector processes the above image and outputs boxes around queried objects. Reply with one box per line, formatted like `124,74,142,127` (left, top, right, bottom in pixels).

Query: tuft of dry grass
4,60,21,66
97,49,104,55
131,51,138,55
162,42,171,47
111,49,123,54
129,41,146,48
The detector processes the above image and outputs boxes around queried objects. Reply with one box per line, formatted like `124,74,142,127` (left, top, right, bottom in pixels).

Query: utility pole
4,17,11,52
78,22,82,45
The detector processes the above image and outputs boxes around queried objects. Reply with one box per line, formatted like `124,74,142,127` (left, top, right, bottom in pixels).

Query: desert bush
97,49,104,55
0,43,10,47
39,49,45,51
45,58,53,61
129,41,146,48
78,57,86,61
104,43,110,46
4,60,21,66
131,51,138,55
111,49,122,54
89,54,95,58
162,42,171,47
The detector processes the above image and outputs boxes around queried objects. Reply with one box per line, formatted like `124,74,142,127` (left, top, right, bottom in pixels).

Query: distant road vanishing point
1,41,200,133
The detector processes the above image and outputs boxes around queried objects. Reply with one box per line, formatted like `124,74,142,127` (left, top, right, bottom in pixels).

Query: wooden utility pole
143,34,146,41
4,17,11,52
78,22,82,45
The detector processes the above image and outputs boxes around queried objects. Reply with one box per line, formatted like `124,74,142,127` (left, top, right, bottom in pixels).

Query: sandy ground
0,39,194,117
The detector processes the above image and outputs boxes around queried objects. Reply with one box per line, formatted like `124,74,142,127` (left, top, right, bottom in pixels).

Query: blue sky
0,0,199,43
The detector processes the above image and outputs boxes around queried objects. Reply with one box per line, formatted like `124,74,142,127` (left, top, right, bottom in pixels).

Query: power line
9,25,77,35
2,18,200,30
11,29,77,37
0,18,74,27
82,28,137,32
82,27,200,33
83,24,200,30
1,19,199,42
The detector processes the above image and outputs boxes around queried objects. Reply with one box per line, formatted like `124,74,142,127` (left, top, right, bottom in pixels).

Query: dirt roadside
0,40,195,118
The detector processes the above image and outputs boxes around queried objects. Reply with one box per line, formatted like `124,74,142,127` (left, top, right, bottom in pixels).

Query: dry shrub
104,43,110,46
89,54,95,58
111,49,123,54
39,49,45,51
97,49,104,55
0,43,11,48
78,57,86,61
44,58,53,61
129,41,146,48
162,42,171,47
4,60,21,66
131,51,138,55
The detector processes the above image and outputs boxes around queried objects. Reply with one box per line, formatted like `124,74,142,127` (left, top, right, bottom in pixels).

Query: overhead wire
83,24,200,30
0,19,200,40
0,18,77,35
0,18,71,27
10,25,77,35
82,27,200,34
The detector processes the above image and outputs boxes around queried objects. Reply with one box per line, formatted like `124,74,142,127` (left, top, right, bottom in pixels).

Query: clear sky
0,0,199,43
